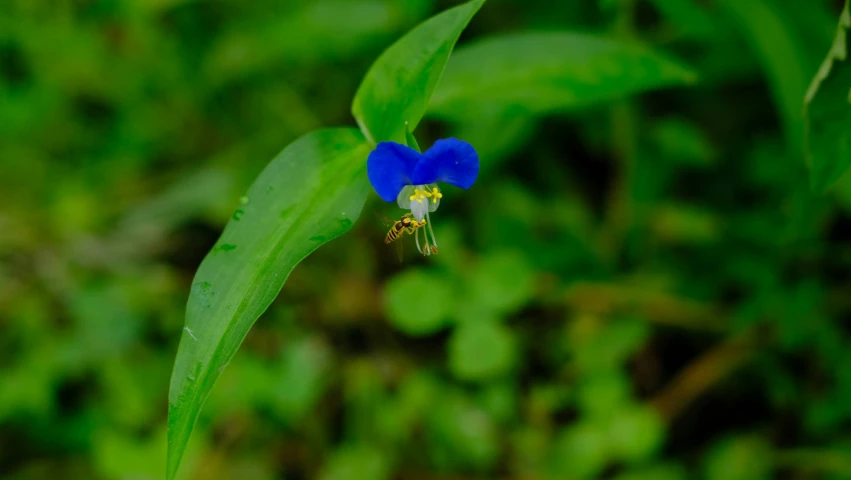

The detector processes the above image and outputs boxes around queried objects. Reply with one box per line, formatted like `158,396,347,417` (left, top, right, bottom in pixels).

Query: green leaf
166,128,371,480
577,372,632,419
205,1,433,86
428,32,697,121
651,117,716,166
805,0,851,192
448,320,517,381
718,0,810,155
570,317,650,373
467,250,536,316
404,122,421,152
384,270,455,335
319,444,392,480
614,464,689,480
606,405,665,463
550,421,611,479
646,0,718,40
426,391,499,470
351,0,485,143
703,435,772,480
267,336,332,423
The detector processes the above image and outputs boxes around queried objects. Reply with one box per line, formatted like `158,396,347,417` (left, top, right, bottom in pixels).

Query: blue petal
367,142,420,201
411,138,479,188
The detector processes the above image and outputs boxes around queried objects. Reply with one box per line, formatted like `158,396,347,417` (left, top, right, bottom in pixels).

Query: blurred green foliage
4,0,851,479
805,0,851,191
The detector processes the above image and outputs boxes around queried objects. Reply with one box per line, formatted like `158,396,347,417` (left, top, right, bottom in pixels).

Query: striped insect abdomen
385,222,404,243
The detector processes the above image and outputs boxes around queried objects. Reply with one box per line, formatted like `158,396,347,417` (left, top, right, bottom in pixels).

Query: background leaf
384,270,456,335
427,32,697,121
448,320,517,381
718,0,811,154
805,0,851,191
166,128,371,479
351,0,485,143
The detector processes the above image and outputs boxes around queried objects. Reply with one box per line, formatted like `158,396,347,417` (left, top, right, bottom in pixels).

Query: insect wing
374,211,397,228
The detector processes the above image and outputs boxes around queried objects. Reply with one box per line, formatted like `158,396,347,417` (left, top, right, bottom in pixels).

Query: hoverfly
377,212,433,261
384,212,426,244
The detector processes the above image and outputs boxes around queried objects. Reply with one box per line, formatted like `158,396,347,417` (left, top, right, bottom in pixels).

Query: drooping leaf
805,0,851,192
427,32,697,121
351,0,485,144
166,128,371,479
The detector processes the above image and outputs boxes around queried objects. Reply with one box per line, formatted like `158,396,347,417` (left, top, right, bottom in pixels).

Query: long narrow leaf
166,128,371,479
428,32,697,121
351,0,485,144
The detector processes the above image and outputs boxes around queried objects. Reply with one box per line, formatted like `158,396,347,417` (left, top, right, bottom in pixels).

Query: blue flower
367,137,479,255
367,138,479,215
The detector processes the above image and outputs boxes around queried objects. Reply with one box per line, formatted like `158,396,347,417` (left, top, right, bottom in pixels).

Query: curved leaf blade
351,0,485,144
166,128,371,479
805,0,851,192
428,32,697,121
718,0,810,155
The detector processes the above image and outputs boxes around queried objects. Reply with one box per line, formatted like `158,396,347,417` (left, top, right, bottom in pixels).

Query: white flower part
410,194,428,221
396,185,415,209
396,184,441,222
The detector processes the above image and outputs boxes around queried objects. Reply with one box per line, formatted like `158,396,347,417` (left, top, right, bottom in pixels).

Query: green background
3,0,851,479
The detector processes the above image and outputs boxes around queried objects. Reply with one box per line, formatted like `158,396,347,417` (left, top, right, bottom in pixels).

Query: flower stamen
409,187,435,204
425,209,438,252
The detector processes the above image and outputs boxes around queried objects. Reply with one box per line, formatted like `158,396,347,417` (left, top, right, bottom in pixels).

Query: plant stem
650,328,760,421
601,0,639,264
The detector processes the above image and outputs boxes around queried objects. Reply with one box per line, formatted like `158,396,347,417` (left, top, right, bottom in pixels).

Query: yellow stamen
409,186,443,205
